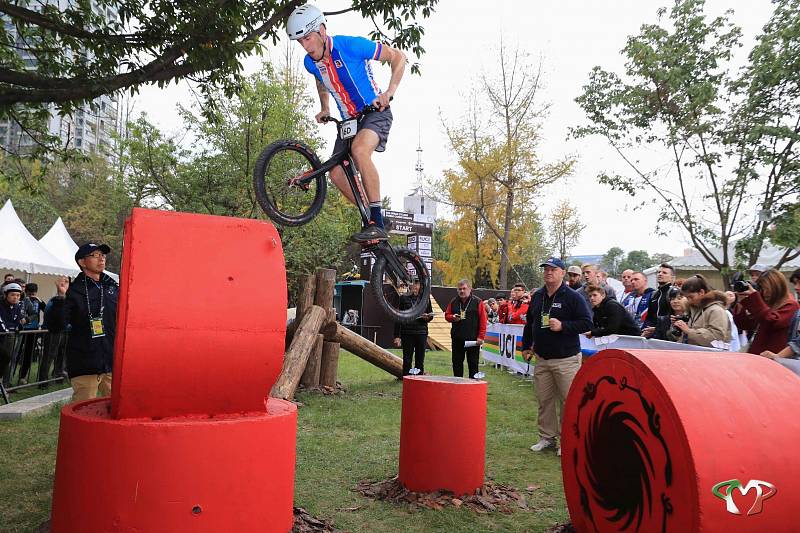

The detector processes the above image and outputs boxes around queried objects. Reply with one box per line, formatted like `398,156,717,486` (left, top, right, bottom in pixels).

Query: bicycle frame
296,109,413,286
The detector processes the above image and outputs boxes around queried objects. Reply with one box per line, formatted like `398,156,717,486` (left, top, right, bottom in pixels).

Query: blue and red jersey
303,35,384,120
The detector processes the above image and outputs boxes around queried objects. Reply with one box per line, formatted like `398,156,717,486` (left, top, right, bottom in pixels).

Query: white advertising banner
480,323,720,376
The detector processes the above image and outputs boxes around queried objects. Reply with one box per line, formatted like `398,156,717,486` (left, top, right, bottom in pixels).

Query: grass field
0,350,569,532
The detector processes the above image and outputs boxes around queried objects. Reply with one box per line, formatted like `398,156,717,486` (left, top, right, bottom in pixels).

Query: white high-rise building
0,1,121,156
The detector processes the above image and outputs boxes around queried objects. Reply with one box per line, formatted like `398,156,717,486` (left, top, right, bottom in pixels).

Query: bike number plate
340,119,358,139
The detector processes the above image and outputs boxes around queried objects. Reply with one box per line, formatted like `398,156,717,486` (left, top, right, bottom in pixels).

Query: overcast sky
136,0,774,259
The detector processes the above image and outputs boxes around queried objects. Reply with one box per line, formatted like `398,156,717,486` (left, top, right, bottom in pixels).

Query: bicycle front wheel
253,140,327,226
370,247,431,324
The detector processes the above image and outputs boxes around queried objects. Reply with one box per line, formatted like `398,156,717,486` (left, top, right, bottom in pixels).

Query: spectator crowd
441,259,800,456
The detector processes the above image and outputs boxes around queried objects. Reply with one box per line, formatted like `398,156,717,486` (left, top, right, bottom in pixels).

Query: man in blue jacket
522,257,592,456
47,243,118,402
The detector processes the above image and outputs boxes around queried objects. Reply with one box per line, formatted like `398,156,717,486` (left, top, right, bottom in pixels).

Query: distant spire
413,124,424,195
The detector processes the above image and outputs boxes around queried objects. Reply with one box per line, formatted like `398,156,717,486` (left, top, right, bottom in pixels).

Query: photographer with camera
669,275,731,348
733,268,799,355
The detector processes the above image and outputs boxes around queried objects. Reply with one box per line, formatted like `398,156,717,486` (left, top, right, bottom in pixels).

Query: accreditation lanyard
540,290,558,329
84,276,105,338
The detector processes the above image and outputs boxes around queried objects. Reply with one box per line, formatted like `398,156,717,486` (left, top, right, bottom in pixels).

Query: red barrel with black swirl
561,349,800,533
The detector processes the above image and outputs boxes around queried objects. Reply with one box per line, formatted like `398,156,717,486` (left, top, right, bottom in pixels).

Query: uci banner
480,323,720,376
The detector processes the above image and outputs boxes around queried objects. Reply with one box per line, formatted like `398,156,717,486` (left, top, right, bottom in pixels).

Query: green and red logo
712,479,777,516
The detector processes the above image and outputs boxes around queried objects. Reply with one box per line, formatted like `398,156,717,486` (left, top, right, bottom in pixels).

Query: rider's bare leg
350,129,381,205
329,165,357,204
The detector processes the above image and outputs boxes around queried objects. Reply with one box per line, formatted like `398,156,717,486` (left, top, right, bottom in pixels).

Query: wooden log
323,322,403,378
320,341,340,387
300,334,324,388
287,273,317,345
314,268,336,309
271,305,327,400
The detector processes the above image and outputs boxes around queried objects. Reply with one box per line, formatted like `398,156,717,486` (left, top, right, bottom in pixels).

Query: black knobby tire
253,140,327,227
370,247,431,324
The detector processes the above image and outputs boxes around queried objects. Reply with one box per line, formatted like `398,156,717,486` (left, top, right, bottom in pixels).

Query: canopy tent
0,199,77,277
39,216,119,283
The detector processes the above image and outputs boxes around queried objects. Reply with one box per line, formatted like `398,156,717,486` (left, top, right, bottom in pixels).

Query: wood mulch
292,506,341,532
353,475,531,514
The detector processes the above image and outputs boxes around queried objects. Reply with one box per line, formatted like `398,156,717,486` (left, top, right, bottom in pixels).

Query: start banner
480,323,720,376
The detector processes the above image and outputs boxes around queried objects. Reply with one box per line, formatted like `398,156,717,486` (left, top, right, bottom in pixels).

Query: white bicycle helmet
286,4,326,40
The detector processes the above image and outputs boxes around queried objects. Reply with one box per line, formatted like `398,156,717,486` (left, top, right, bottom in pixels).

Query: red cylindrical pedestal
562,349,800,533
51,398,297,533
399,376,487,496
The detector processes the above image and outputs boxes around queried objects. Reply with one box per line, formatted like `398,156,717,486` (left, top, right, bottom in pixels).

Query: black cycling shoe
350,223,389,243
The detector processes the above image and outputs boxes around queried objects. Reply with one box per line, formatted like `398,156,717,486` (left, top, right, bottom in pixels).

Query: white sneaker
530,439,555,452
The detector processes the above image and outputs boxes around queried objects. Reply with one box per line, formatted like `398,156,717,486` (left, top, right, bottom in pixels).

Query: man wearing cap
522,257,592,456
47,243,119,402
0,283,26,387
566,266,583,290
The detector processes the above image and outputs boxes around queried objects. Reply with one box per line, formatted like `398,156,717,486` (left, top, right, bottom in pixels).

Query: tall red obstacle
50,209,296,533
399,376,487,496
561,349,800,533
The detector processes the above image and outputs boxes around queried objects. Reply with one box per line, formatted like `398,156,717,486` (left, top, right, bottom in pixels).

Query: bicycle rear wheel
370,247,431,324
253,140,327,226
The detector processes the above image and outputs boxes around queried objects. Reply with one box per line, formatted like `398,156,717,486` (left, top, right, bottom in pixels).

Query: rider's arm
315,78,330,117
378,45,406,100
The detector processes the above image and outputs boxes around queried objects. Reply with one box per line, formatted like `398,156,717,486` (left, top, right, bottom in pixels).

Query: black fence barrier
0,330,69,405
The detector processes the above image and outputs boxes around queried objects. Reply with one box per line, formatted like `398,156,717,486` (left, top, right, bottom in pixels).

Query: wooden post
272,305,327,400
286,273,316,346
320,341,340,387
323,322,403,378
314,268,336,309
300,334,323,388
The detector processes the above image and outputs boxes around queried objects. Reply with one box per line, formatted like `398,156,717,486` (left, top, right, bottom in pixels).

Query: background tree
621,250,653,273
431,43,574,288
573,0,800,286
600,246,625,277
0,0,438,155
651,252,675,266
548,200,585,260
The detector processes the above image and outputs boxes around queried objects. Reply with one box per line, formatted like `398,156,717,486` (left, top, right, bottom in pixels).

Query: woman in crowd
585,284,641,338
758,269,800,365
670,275,731,348
733,269,799,355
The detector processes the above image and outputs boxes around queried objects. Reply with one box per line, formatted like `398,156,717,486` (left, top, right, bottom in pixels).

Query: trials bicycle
253,103,431,324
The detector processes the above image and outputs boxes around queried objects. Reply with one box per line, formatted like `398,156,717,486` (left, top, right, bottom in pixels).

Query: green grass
0,350,568,532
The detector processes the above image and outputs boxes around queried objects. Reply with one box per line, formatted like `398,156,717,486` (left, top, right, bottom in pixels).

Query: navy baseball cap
539,257,566,270
75,243,111,264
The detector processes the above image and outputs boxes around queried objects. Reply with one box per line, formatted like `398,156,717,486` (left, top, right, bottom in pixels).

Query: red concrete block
51,398,297,533
561,349,800,533
111,208,287,419
399,376,487,496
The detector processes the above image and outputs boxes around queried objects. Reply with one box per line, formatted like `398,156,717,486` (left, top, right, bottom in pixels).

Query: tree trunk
499,188,514,289
300,334,324,388
271,305,326,400
323,322,403,377
320,341,340,387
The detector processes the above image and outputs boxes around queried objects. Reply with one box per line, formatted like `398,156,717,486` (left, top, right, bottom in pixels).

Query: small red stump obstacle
561,349,800,533
50,209,296,533
399,376,487,496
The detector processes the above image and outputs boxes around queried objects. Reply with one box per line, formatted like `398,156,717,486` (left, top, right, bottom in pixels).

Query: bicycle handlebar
320,96,393,126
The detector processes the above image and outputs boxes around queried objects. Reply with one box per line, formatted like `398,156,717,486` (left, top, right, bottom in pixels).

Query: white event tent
38,216,119,283
0,199,78,298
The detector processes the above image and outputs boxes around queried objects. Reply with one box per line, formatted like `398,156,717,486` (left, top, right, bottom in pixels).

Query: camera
670,313,690,337
731,272,757,293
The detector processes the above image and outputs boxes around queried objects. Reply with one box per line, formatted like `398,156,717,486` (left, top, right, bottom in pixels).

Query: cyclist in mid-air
286,4,406,243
